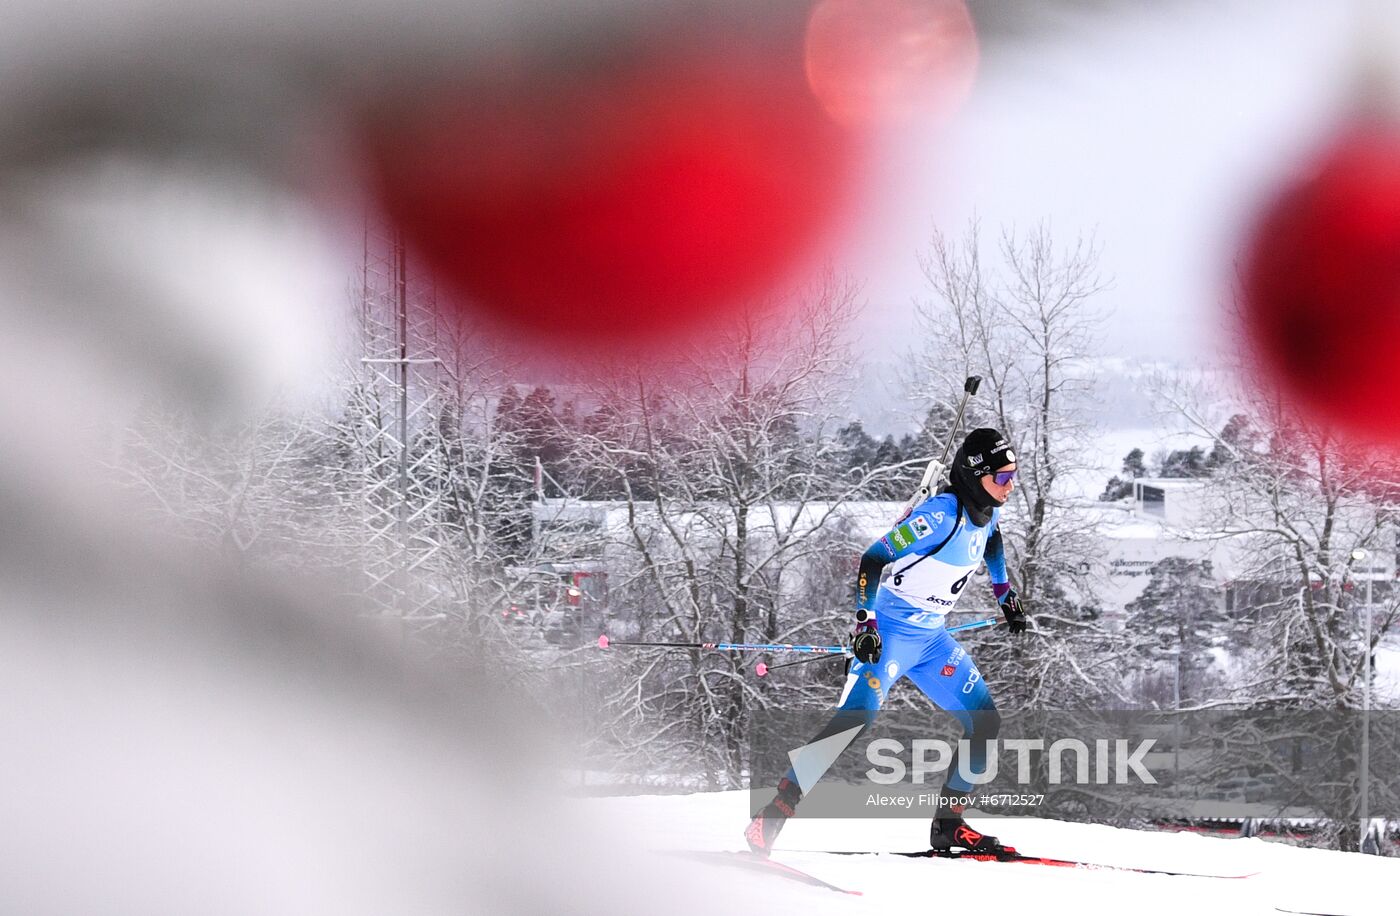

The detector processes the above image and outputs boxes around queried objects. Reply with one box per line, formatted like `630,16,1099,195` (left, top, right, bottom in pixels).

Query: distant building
1090,478,1234,611
1092,477,1395,613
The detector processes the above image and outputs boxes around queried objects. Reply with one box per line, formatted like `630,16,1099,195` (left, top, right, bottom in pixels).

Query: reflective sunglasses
990,468,1017,486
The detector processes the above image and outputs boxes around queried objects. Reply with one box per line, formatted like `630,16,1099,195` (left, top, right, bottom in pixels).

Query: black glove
852,610,882,664
998,588,1029,635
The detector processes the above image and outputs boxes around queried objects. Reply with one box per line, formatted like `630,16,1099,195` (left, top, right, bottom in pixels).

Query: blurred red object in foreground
804,0,978,129
1241,121,1400,441
362,9,861,346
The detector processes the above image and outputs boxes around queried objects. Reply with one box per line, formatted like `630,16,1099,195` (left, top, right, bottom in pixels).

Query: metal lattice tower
354,221,449,620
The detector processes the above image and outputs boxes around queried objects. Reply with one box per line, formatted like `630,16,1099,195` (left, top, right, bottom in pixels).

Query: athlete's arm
985,525,1028,633
984,525,1011,599
855,546,891,611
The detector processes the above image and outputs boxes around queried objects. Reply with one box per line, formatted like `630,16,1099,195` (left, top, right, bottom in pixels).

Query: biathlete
746,427,1029,855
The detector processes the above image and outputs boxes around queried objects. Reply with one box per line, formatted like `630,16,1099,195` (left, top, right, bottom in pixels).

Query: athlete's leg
746,617,929,854
906,629,1006,852
905,629,1000,792
782,628,926,784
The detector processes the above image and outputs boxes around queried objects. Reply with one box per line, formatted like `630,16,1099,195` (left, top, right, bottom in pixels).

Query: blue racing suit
811,491,1009,793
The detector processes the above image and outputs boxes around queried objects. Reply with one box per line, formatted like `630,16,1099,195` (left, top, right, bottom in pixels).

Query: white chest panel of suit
881,498,999,625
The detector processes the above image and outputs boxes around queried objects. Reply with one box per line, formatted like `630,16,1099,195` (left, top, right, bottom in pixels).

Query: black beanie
946,428,1016,526
956,428,1015,477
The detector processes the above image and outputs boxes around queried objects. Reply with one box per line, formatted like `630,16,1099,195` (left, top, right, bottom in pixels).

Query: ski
670,850,863,895
813,847,1258,879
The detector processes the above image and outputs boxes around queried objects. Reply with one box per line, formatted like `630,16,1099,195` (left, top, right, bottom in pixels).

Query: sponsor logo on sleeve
910,516,933,540
891,524,913,549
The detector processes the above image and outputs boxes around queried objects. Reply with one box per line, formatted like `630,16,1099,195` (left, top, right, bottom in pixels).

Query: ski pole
896,375,980,523
599,617,1000,658
947,616,998,635
752,616,1000,677
755,652,848,677
597,635,846,654
940,375,982,467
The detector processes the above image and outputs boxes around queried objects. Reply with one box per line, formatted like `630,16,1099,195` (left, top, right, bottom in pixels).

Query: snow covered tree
1206,413,1257,471
1157,382,1400,708
1123,557,1229,705
417,335,559,640
830,420,927,499
1157,375,1400,849
911,221,1118,706
834,420,881,475
114,398,328,572
1100,447,1147,501
1156,445,1209,478
573,275,916,786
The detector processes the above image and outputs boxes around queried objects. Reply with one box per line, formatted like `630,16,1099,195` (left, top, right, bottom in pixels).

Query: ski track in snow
577,789,1397,915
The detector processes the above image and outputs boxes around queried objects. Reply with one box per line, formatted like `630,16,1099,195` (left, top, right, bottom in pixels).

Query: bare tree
418,323,544,638
1154,371,1400,849
1154,377,1400,707
572,275,913,786
911,221,1121,706
114,398,325,571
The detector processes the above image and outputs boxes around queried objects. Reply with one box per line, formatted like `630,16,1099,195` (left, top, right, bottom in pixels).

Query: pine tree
1158,445,1209,478
1101,447,1147,500
1124,557,1229,704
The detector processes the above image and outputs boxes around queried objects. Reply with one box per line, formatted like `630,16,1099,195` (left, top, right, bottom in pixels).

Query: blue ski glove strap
852,609,882,664
997,587,1029,636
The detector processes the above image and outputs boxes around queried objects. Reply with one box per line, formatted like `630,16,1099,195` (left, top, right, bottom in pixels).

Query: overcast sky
843,0,1361,369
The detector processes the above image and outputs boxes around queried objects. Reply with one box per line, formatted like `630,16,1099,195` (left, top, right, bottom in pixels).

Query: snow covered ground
578,789,1397,915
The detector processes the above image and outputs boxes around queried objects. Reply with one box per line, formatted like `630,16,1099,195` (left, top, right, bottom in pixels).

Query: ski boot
745,777,801,857
930,799,1013,857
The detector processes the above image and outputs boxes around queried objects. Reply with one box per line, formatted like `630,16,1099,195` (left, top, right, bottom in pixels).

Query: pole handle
937,374,982,467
